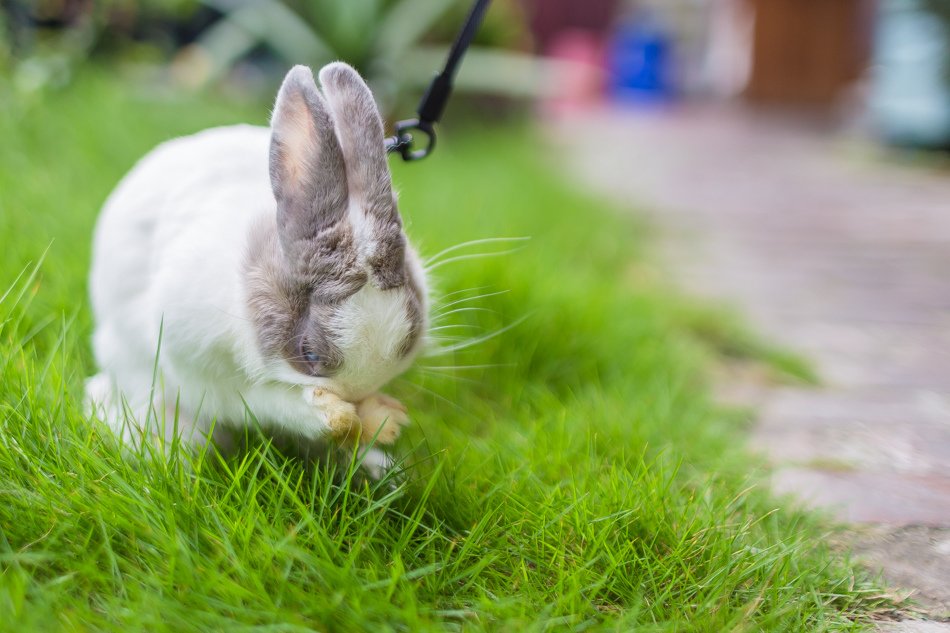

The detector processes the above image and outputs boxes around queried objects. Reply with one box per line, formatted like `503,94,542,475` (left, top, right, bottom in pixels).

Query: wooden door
745,0,872,106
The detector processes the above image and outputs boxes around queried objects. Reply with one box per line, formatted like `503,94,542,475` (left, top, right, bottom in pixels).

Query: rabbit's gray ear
318,63,394,214
269,65,350,259
318,62,405,288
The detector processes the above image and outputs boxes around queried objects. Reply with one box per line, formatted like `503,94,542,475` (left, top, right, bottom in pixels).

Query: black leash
385,0,492,161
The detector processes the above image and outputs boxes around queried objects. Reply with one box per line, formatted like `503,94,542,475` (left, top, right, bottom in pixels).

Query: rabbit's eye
296,337,330,376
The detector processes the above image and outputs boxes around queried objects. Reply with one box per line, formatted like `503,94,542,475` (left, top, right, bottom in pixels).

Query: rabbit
85,63,427,464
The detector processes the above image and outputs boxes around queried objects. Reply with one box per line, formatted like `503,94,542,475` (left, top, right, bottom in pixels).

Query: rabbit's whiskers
423,236,529,268
432,290,510,316
424,315,529,358
425,249,527,273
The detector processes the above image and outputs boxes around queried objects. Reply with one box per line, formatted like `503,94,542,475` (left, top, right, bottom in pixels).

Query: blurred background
1,0,949,148
2,0,950,611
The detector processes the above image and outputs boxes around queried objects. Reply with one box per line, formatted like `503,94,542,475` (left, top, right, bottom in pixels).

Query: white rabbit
86,63,427,459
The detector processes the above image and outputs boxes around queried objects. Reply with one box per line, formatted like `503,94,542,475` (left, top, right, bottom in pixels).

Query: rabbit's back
90,124,275,402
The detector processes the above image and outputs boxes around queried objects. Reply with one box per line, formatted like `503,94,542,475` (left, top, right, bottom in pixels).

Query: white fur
329,284,414,399
87,124,425,448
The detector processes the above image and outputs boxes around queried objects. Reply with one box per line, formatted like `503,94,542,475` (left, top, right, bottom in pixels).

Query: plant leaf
377,0,458,60
197,0,336,67
186,16,258,85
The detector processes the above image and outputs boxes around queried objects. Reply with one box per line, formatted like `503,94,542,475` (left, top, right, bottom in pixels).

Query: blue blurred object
871,0,950,147
607,11,676,103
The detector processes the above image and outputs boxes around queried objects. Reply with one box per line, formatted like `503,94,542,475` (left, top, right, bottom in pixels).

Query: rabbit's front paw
308,387,360,441
356,394,409,446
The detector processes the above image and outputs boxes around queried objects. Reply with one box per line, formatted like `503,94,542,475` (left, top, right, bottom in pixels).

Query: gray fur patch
244,218,347,376
367,207,407,289
286,219,367,301
318,63,393,212
318,63,407,288
270,65,353,271
400,287,425,359
244,220,307,360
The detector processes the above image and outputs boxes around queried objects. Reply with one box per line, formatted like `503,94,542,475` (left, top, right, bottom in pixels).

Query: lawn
0,71,883,631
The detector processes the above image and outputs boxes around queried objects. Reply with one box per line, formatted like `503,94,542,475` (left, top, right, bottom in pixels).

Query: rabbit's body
87,64,427,450
89,125,280,442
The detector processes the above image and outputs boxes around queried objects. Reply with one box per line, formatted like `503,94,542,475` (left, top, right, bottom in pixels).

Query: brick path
549,107,950,625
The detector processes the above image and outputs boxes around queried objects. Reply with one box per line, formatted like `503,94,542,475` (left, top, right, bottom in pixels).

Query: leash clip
383,0,490,163
385,119,436,162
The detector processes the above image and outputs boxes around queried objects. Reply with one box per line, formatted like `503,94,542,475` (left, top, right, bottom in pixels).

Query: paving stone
876,622,950,633
550,106,950,621
769,467,950,526
853,526,950,617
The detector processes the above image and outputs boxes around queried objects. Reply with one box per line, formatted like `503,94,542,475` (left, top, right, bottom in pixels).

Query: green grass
0,71,884,631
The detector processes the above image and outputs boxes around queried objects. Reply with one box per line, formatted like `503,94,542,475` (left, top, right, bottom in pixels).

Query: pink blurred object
541,30,606,117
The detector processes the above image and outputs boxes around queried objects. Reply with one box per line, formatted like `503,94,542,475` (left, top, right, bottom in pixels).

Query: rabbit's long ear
269,65,350,258
319,62,406,288
318,62,395,219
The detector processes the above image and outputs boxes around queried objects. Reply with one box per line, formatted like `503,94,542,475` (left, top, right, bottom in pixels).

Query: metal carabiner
385,119,436,162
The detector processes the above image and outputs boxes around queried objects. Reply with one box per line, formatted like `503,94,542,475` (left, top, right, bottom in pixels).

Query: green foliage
922,0,950,27
0,0,97,90
921,0,950,84
0,0,201,92
0,71,888,631
1,0,541,113
185,0,542,114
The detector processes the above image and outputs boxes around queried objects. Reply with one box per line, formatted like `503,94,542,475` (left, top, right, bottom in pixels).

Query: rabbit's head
245,63,426,401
